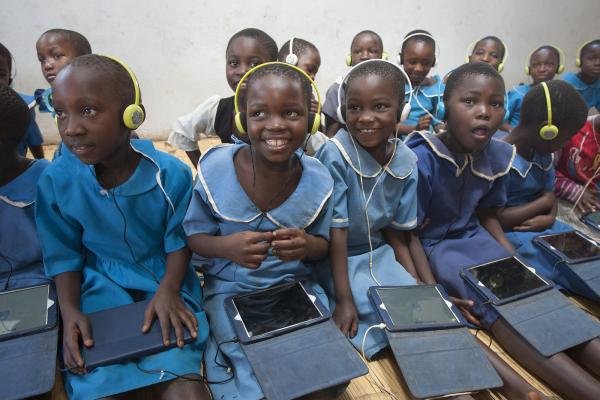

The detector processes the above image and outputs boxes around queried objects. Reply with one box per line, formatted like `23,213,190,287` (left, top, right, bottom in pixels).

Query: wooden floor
40,139,600,400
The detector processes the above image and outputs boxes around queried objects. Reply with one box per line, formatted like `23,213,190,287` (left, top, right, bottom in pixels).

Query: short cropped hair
0,85,31,146
346,60,405,104
245,63,312,109
39,29,92,56
350,30,384,51
227,28,278,61
444,61,505,102
277,38,319,62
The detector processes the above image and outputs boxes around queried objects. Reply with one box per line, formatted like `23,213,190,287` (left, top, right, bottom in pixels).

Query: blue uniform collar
405,75,443,97
330,129,416,179
565,72,600,90
198,143,333,229
511,150,553,178
0,159,49,207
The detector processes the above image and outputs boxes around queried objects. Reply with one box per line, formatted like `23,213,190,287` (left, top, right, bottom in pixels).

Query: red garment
555,118,600,202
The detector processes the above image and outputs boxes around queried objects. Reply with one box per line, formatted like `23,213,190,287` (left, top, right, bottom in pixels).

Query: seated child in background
466,36,508,73
555,115,600,214
168,28,278,167
35,55,210,400
396,30,445,137
184,63,333,400
0,42,44,159
278,36,328,155
322,30,387,137
563,39,600,113
315,60,420,359
0,85,50,290
500,80,588,286
504,45,564,130
406,62,600,400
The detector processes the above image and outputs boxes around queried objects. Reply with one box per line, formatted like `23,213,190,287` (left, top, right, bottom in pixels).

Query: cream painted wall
2,0,599,142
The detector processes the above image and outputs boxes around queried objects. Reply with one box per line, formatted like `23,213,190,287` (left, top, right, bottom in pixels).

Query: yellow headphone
465,38,508,73
102,55,145,130
233,61,322,135
525,45,565,75
576,39,598,68
345,51,389,67
539,81,559,141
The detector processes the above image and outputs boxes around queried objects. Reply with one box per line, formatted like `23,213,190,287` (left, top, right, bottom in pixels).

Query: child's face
36,33,79,84
445,74,505,153
402,39,435,86
246,75,308,163
226,37,272,92
529,48,558,84
350,34,383,67
0,57,10,86
345,74,401,151
52,66,129,165
580,43,600,80
469,39,503,70
296,48,321,81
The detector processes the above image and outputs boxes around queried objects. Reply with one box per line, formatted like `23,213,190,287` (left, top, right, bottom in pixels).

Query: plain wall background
2,0,599,143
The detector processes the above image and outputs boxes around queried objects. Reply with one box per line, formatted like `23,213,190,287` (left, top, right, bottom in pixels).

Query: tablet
583,211,600,233
225,281,329,344
368,285,464,331
461,257,551,305
534,230,600,264
0,283,57,341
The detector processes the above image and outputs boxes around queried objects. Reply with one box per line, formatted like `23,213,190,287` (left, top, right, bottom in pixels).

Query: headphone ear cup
436,101,445,121
285,53,299,66
557,64,565,74
308,112,320,134
576,57,582,68
122,104,145,130
397,53,402,65
497,62,504,73
400,104,411,123
382,51,389,61
337,104,346,124
540,124,559,140
234,112,247,134
346,54,352,66
525,66,530,75
465,55,470,63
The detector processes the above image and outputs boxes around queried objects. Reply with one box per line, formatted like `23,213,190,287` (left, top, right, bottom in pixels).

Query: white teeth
265,139,288,149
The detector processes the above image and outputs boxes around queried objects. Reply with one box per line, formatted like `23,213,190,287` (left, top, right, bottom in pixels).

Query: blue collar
565,72,600,90
0,159,49,207
405,74,444,97
511,150,553,178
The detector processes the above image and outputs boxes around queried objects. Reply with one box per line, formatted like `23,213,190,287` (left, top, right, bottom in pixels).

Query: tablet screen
375,286,459,326
540,231,600,260
586,211,600,226
0,285,49,337
468,258,547,300
232,282,322,338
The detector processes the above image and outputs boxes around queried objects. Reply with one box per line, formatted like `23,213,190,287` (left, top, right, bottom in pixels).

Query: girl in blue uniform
35,55,210,400
407,62,600,400
564,40,600,112
184,63,333,400
500,81,588,288
397,30,445,137
0,86,50,290
316,60,419,359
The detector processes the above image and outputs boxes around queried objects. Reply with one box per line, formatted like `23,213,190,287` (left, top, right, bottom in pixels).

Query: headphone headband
336,59,413,124
576,39,599,67
103,55,141,107
285,37,299,66
465,37,509,72
101,55,144,129
539,81,559,141
399,32,440,63
526,45,565,75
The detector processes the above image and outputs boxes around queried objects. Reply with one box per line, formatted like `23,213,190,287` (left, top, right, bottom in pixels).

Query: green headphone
576,40,597,68
539,82,559,141
103,55,145,130
525,45,565,75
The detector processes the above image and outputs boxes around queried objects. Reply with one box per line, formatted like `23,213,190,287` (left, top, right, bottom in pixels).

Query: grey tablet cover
241,319,368,400
557,260,600,301
0,325,58,400
386,327,502,399
493,288,600,356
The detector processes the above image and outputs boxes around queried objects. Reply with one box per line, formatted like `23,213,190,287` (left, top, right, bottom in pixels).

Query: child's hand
578,188,600,215
225,231,274,268
271,228,311,261
142,286,198,348
62,309,94,374
333,298,359,338
513,214,555,232
310,97,319,114
416,115,432,131
449,296,481,327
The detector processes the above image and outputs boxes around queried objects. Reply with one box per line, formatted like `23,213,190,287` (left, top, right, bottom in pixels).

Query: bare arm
477,208,515,253
187,231,272,269
329,228,358,337
496,190,555,229
406,230,437,284
383,228,419,280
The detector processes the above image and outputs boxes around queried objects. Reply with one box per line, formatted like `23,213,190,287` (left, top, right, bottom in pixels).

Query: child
35,55,210,400
563,39,600,112
406,62,600,400
505,46,564,129
168,28,278,167
316,60,420,359
322,30,386,137
0,85,50,290
184,63,333,399
555,115,600,214
278,37,328,155
397,30,445,136
0,42,45,159
466,36,508,72
500,80,588,287
35,28,92,115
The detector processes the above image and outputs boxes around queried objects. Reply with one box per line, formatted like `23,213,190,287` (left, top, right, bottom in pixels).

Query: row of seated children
2,25,600,400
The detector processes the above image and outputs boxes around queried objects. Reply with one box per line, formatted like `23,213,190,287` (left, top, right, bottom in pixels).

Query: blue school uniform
34,87,55,115
17,93,44,156
322,77,344,124
564,72,600,111
0,159,50,289
406,132,516,327
183,143,333,400
506,84,531,128
35,140,208,400
504,151,573,286
404,75,445,128
315,129,418,359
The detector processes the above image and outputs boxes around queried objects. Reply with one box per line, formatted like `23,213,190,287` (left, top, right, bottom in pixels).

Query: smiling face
36,33,79,84
226,36,272,92
245,74,309,164
345,74,401,153
350,33,383,66
296,48,321,81
529,48,559,84
444,74,505,153
469,39,504,70
402,39,435,86
580,42,600,81
52,65,129,165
